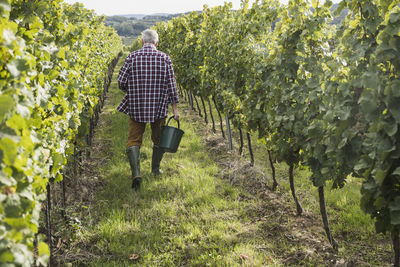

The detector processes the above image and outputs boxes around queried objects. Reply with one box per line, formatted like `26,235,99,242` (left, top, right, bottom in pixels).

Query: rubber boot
126,146,141,189
151,145,165,175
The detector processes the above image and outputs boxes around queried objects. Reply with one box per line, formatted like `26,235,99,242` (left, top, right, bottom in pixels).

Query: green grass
58,54,392,266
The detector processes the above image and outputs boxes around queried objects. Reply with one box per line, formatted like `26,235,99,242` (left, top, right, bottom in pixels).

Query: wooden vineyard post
225,116,233,150
187,91,192,108
201,96,208,124
393,228,400,267
178,84,184,98
194,95,202,117
34,235,38,266
85,134,90,158
289,165,303,215
61,175,67,221
267,150,278,191
213,96,225,139
73,144,78,179
246,132,254,166
46,182,52,266
189,91,195,111
238,128,244,156
318,186,338,251
207,98,216,133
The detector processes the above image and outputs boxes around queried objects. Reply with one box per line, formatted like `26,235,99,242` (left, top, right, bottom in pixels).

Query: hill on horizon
117,13,172,19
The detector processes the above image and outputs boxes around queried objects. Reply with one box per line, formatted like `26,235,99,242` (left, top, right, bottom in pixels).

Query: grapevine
154,0,400,263
0,1,122,265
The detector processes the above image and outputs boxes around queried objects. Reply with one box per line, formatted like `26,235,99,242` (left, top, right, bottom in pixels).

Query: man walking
117,29,180,190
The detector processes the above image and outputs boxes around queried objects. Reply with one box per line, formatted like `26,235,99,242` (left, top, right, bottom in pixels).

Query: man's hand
173,111,180,121
172,103,180,120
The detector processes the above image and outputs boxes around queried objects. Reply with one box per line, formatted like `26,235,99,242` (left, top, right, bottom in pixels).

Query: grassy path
55,55,392,266
57,57,274,266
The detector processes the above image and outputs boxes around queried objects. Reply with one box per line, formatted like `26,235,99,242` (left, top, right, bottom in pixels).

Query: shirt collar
143,43,157,50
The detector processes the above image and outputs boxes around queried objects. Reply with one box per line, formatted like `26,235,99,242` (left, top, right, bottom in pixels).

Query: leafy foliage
154,0,400,261
0,0,122,265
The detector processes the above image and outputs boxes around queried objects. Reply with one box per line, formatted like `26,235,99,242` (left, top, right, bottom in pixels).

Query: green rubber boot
127,146,141,189
151,145,165,175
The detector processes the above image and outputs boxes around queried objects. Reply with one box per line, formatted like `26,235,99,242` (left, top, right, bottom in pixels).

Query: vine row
152,0,400,264
0,0,122,265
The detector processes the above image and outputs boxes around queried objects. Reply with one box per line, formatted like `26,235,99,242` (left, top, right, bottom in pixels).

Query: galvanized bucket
159,116,184,153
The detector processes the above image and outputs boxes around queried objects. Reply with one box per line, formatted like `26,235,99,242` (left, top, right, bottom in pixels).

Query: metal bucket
159,116,184,153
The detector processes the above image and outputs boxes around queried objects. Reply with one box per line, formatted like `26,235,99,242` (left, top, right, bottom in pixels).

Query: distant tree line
105,14,181,37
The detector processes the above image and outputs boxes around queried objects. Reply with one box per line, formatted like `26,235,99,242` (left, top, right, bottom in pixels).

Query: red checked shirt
117,44,179,122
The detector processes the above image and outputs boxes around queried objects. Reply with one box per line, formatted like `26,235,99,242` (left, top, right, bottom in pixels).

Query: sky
63,0,341,16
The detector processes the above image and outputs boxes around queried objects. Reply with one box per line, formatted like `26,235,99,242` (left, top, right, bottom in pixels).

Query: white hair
142,29,159,44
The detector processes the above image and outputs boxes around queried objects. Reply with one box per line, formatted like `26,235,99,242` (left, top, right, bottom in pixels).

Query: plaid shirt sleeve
165,56,179,104
117,55,131,92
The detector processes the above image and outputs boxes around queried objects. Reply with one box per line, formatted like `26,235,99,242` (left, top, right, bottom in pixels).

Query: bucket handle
166,116,180,129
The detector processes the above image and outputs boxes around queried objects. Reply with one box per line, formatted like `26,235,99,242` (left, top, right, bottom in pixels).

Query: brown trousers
126,118,166,148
